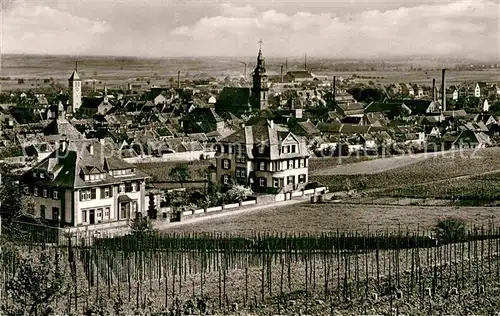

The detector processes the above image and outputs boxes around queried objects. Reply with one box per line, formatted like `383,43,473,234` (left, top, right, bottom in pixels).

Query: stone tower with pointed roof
69,62,82,113
251,42,269,111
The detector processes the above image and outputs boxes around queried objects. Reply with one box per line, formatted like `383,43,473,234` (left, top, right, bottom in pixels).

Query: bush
434,217,467,243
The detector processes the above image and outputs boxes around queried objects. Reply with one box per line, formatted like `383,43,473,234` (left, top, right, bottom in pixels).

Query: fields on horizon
1,54,499,91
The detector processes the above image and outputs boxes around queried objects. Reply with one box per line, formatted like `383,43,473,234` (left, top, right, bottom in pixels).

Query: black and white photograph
0,0,499,314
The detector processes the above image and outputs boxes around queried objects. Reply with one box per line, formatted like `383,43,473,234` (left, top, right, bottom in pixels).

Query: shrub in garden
226,182,252,203
130,215,154,235
434,217,467,243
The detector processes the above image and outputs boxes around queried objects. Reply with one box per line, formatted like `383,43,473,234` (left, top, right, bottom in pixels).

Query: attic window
85,175,90,181
49,173,54,180
39,172,44,179
259,146,264,154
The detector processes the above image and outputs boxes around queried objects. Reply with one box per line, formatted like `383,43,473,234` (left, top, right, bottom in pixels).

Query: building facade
22,140,149,227
215,120,310,193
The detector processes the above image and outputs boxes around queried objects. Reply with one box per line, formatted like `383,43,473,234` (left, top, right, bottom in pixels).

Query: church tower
251,41,269,111
68,62,82,113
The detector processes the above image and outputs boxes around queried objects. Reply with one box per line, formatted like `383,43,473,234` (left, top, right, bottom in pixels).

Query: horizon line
2,53,497,63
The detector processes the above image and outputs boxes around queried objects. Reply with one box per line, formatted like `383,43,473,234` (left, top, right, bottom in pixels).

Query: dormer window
39,172,44,179
32,172,36,178
49,173,54,180
85,175,90,181
259,146,264,154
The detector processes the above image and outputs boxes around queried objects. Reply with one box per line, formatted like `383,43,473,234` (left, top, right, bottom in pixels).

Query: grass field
162,202,500,234
2,54,499,91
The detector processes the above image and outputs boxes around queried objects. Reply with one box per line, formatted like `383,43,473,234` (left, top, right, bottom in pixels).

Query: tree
168,165,191,188
434,217,466,243
130,215,154,235
226,182,252,203
197,167,211,193
1,249,69,316
0,178,38,237
147,192,158,219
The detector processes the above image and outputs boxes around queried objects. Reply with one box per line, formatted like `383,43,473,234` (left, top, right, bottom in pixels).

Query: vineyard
311,148,500,193
3,227,500,315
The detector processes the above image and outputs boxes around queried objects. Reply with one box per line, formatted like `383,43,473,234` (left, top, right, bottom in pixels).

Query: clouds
1,0,498,60
169,0,499,59
2,2,111,55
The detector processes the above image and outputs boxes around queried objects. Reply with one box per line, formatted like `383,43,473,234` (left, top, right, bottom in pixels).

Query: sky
1,0,499,60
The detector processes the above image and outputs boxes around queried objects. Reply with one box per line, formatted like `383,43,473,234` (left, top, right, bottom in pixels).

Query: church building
215,44,269,115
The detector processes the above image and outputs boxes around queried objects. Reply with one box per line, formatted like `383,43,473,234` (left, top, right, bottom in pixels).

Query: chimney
304,53,307,71
432,78,436,102
177,71,180,89
441,69,446,112
93,80,96,93
244,63,247,79
333,76,336,100
285,57,288,73
280,65,284,83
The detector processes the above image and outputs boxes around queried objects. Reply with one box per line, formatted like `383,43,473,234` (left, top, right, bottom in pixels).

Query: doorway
89,209,95,225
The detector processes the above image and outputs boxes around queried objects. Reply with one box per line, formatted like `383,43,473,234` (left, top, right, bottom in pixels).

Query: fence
2,227,500,314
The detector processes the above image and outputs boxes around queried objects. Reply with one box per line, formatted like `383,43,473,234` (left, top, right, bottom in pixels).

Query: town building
215,119,310,193
21,140,149,227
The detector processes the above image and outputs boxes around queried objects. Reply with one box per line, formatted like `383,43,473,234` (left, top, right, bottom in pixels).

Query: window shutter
79,191,83,201
109,186,114,197
100,187,105,199
228,159,231,169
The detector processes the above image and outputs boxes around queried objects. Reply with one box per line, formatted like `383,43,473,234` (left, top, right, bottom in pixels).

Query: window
300,159,305,168
132,182,137,192
53,190,59,199
85,175,90,181
273,178,279,188
282,146,289,154
287,176,295,185
40,205,45,219
40,172,44,179
104,207,110,219
125,183,133,192
43,189,48,198
288,160,294,169
82,210,87,223
259,146,264,154
32,171,36,178
52,207,59,221
223,159,230,169
97,208,103,221
235,146,240,156
34,187,38,197
91,189,97,199
259,162,266,171
119,184,125,193
222,175,230,185
299,174,307,183
259,177,266,187
235,169,240,178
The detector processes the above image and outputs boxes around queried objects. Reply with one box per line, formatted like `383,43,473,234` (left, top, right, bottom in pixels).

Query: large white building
215,119,310,193
22,140,149,227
